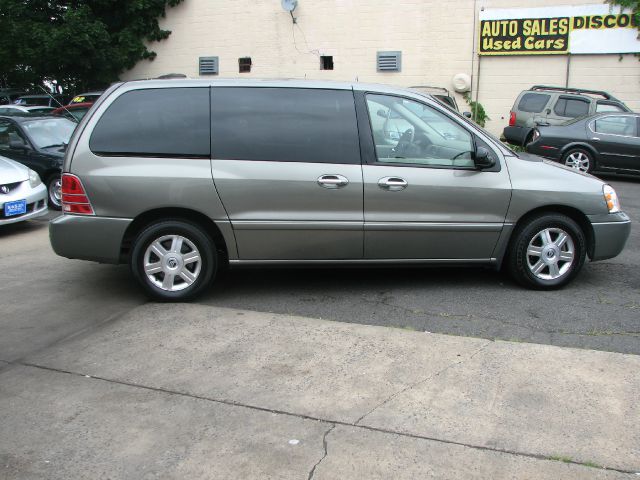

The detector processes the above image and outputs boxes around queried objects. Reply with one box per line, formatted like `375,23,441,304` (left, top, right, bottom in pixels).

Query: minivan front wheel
508,213,586,289
131,220,216,301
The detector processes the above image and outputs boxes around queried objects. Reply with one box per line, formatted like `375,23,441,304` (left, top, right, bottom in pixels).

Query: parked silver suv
50,79,631,300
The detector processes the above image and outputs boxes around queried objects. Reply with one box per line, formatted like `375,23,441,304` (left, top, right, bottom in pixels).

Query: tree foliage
0,0,183,92
607,0,640,37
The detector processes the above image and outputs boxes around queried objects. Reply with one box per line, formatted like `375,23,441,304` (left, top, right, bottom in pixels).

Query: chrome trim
590,220,631,227
364,222,504,232
231,221,362,230
230,258,496,266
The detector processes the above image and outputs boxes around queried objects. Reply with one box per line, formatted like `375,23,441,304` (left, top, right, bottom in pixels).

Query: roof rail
530,85,620,102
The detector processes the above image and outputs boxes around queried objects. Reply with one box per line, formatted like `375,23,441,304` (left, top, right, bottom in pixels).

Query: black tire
507,213,586,290
130,219,216,301
46,174,62,210
562,148,594,174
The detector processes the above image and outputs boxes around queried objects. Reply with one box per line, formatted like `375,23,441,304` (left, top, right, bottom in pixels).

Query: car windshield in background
22,118,75,148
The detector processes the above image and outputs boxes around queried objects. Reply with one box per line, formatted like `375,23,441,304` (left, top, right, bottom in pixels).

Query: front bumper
49,214,132,264
588,212,631,261
0,182,48,226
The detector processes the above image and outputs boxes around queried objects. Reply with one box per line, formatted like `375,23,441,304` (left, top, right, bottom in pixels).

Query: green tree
607,1,640,36
0,0,183,92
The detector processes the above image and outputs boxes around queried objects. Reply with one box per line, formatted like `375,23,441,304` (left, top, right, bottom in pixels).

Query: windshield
22,118,76,148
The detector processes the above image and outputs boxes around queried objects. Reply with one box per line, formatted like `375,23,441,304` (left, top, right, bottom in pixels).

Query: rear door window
211,87,360,164
517,93,550,113
554,97,590,118
89,88,210,157
596,102,625,113
594,116,637,136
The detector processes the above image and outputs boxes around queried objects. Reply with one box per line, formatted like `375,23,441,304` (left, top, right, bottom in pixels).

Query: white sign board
479,4,640,55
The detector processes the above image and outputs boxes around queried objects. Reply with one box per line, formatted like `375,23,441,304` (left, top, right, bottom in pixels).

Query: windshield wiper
41,143,65,149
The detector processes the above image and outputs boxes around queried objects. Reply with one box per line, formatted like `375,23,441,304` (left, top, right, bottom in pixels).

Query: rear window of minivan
211,87,360,164
89,88,210,157
517,93,550,113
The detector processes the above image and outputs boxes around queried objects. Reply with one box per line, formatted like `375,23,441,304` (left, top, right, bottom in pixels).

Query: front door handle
378,176,408,191
318,174,349,189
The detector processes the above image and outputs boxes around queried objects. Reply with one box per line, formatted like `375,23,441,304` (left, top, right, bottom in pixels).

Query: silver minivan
50,79,631,300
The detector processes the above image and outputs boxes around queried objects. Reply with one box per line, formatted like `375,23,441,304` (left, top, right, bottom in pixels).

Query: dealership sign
479,4,640,55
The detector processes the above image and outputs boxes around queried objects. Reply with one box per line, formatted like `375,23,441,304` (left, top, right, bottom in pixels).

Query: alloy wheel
49,177,62,207
526,227,575,281
564,151,590,173
143,234,202,292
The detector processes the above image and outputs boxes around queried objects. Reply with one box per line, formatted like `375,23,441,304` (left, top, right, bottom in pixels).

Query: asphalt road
1,176,638,362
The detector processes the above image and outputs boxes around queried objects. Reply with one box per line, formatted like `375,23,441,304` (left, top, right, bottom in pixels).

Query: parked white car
0,156,48,225
0,105,55,116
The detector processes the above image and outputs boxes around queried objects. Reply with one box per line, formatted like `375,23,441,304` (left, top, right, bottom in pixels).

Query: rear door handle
318,174,349,189
378,176,408,191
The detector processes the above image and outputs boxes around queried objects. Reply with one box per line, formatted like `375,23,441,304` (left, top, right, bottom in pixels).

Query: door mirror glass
474,146,495,169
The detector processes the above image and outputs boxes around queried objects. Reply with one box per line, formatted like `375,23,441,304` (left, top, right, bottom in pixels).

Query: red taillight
61,173,94,215
509,111,516,126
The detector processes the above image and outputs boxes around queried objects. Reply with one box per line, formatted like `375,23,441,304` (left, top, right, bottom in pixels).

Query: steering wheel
392,128,414,156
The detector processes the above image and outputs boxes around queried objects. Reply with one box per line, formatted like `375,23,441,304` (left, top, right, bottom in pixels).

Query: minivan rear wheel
130,220,216,301
507,213,586,290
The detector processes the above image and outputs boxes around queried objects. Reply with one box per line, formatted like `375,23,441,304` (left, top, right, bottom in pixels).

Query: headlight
603,184,621,213
28,169,41,188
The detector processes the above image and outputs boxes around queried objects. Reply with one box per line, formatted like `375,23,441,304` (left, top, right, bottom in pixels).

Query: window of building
554,97,590,118
211,87,360,164
90,88,210,157
517,93,550,113
320,56,333,70
239,57,252,73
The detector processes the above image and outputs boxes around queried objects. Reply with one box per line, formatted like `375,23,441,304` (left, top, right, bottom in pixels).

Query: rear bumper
588,212,631,261
503,126,530,146
49,215,132,264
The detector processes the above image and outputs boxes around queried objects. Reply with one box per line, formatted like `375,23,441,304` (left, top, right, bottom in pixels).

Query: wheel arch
559,142,599,163
499,205,595,268
120,207,230,264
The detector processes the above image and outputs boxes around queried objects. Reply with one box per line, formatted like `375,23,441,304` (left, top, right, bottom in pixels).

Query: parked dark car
0,89,26,105
526,112,640,176
0,115,76,209
51,102,93,122
14,94,70,108
504,86,631,147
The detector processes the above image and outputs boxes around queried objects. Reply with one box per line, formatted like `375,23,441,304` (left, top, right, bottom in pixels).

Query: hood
0,156,28,184
39,145,66,157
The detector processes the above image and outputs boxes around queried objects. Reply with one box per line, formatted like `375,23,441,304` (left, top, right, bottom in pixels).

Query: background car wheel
130,220,216,301
46,174,62,210
507,213,586,290
562,148,593,174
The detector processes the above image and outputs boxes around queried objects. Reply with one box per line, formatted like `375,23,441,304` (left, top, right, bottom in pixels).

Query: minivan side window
554,97,589,118
89,88,210,157
211,88,360,164
365,94,474,168
517,93,550,113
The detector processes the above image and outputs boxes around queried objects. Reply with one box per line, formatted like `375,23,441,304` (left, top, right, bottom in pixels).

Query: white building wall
122,0,640,135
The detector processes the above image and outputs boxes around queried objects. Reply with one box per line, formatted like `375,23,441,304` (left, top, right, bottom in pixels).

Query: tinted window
554,97,589,118
90,88,210,157
211,88,360,164
594,116,637,136
366,94,474,168
518,93,550,113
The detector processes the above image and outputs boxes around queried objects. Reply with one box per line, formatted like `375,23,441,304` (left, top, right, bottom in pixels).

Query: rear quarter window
211,87,360,164
517,93,550,113
89,88,210,157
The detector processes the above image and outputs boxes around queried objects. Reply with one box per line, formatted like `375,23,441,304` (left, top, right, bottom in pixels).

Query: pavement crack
353,340,492,426
307,424,335,480
10,360,638,476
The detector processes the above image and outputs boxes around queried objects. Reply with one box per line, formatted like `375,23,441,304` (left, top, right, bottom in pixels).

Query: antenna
281,0,298,23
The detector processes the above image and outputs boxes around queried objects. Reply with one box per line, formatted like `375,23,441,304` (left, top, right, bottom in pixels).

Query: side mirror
474,146,495,170
463,111,472,119
377,109,388,118
9,140,30,151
